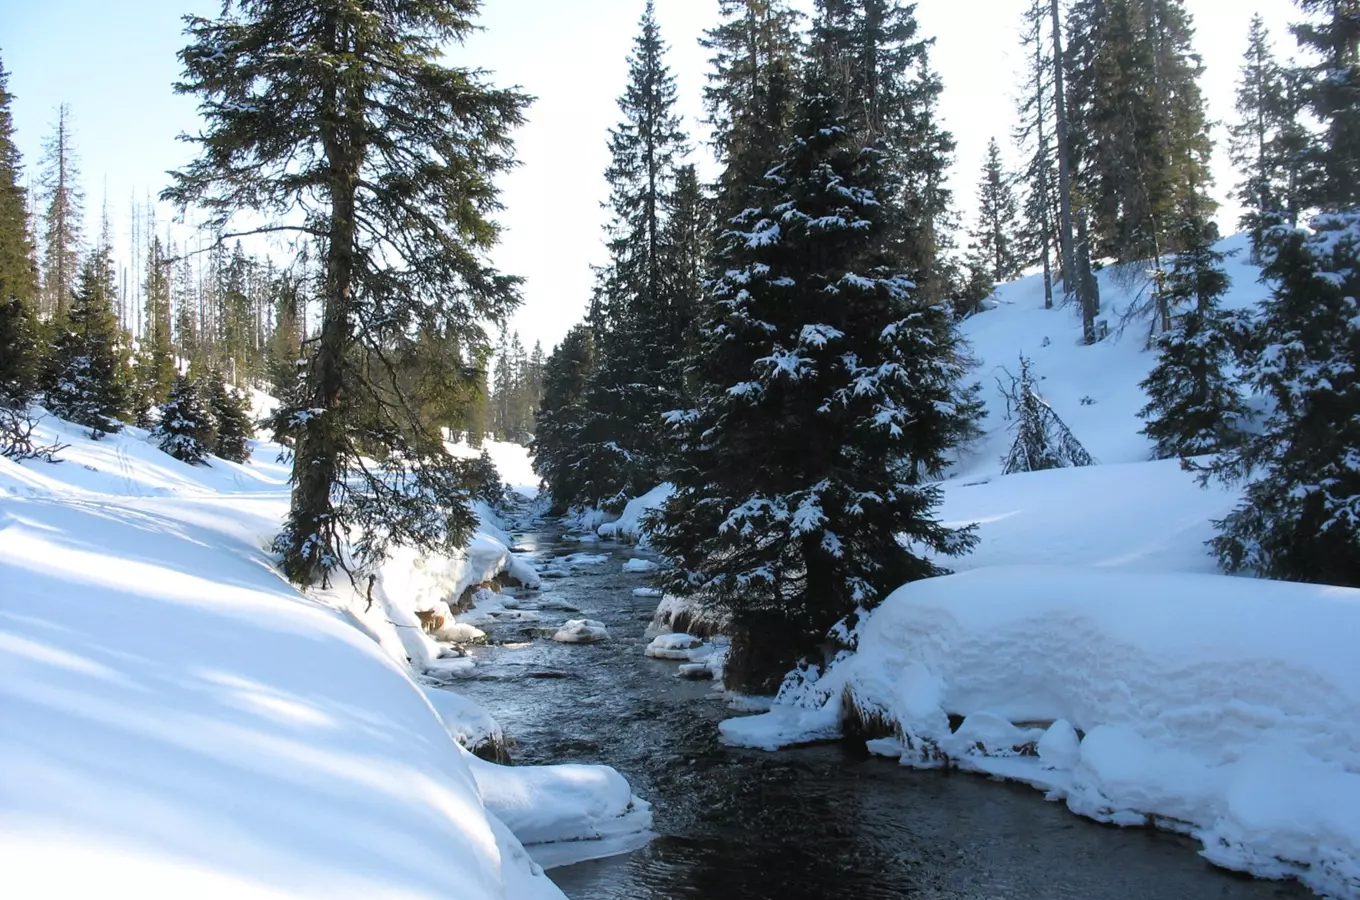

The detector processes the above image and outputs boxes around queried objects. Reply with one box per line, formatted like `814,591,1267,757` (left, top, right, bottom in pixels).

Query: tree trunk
1049,0,1078,295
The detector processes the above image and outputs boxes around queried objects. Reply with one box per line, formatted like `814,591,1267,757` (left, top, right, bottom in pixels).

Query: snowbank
0,423,564,899
466,753,654,869
722,565,1360,897
645,594,728,639
423,686,510,762
596,482,673,545
447,437,541,498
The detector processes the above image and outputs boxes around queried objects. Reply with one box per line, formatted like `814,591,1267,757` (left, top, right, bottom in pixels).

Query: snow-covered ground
448,437,541,499
710,236,1360,896
0,412,646,897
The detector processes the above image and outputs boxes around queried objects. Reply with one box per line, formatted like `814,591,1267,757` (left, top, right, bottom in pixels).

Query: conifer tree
154,373,216,465
967,138,1023,287
44,247,127,438
1292,0,1360,210
568,1,690,509
1015,0,1059,309
262,269,304,446
531,324,597,513
1138,212,1248,459
136,235,176,411
649,84,977,693
0,51,39,407
37,104,83,319
206,369,253,463
702,0,803,218
167,0,528,583
1209,213,1360,586
1002,354,1095,474
1230,15,1311,253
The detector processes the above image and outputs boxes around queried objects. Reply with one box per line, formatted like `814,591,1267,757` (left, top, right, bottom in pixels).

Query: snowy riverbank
0,410,649,897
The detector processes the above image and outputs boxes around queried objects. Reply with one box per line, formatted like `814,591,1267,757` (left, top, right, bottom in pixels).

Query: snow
552,619,610,644
622,557,660,573
644,633,703,660
447,437,541,499
596,482,674,545
0,411,646,897
719,238,1360,896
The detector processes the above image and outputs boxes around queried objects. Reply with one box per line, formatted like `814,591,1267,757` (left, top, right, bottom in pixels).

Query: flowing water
453,523,1308,900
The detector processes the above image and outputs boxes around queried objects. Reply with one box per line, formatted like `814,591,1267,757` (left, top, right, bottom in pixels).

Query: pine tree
37,104,83,320
262,269,304,446
566,1,690,510
649,85,977,693
968,138,1024,287
166,0,528,584
136,235,176,411
1001,354,1095,474
531,324,596,512
1230,15,1311,254
1210,213,1360,586
1138,213,1248,459
1015,0,1060,309
205,369,253,463
0,51,39,407
1292,0,1360,210
44,247,127,438
154,373,216,465
702,0,803,219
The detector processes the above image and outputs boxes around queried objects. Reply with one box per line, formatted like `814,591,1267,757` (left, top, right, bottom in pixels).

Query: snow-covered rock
596,483,673,545
621,557,660,574
644,633,703,660
552,619,610,644
645,594,728,639
423,685,510,761
632,587,663,598
723,565,1360,897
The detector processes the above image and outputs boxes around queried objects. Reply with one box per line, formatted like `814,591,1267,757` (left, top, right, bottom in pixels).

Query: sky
2,0,1299,354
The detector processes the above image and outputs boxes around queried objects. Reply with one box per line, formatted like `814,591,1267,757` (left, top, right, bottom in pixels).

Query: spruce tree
37,104,83,320
166,0,528,584
206,369,253,463
567,0,690,510
0,51,39,407
649,84,976,693
1292,0,1360,210
1138,213,1248,459
154,373,216,465
1210,213,1360,586
1002,355,1095,474
44,248,127,438
136,235,176,411
968,138,1024,287
1015,0,1059,309
531,323,596,513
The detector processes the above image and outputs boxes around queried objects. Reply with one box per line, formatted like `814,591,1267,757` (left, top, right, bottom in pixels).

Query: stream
453,521,1308,900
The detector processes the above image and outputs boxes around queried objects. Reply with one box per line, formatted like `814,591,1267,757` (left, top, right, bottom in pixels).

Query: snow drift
722,565,1360,897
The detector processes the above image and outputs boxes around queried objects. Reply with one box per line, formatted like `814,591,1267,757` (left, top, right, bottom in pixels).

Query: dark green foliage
1001,355,1095,474
1230,15,1312,252
1208,213,1360,587
1064,0,1216,262
1292,0,1360,211
962,138,1023,313
43,249,127,438
531,324,596,514
648,87,976,692
1138,217,1249,459
137,235,176,409
0,51,39,407
1014,0,1059,309
37,104,83,319
154,374,216,465
206,370,253,463
166,0,528,584
463,449,506,509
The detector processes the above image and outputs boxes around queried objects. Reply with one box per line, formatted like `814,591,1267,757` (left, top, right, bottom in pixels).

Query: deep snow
0,415,646,897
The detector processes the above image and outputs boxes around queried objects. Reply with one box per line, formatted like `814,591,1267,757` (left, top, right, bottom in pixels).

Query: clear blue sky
1,0,1297,353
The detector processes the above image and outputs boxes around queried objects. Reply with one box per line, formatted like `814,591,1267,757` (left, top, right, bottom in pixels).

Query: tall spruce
566,0,690,510
154,372,216,465
37,104,84,320
702,0,802,218
166,0,528,584
1137,210,1248,459
530,323,596,513
0,51,39,406
44,246,127,438
1292,0,1360,210
136,235,176,411
649,83,976,693
1209,213,1360,586
1015,0,1059,309
1230,16,1311,254
206,369,253,463
966,138,1024,289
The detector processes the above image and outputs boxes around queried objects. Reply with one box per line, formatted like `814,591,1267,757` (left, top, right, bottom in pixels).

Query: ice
552,619,610,644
